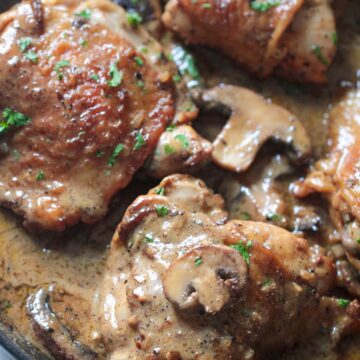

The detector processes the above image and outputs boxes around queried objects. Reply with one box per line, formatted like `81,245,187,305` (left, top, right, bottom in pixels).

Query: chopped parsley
230,240,253,266
95,150,105,158
18,37,32,53
80,39,88,48
134,56,144,66
54,60,70,80
356,238,360,245
201,3,212,8
172,74,181,82
127,11,142,27
155,204,169,217
36,170,45,181
108,144,124,166
108,62,123,87
0,108,31,135
251,0,280,12
91,74,100,81
194,257,202,267
133,132,146,150
266,213,283,222
155,187,165,196
75,9,92,20
136,80,145,88
240,212,252,221
171,46,202,88
145,234,154,243
331,32,338,46
337,298,350,308
175,134,189,148
166,124,176,132
24,51,38,64
164,144,176,154
312,45,329,66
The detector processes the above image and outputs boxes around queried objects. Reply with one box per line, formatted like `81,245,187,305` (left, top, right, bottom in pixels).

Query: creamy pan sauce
0,0,359,359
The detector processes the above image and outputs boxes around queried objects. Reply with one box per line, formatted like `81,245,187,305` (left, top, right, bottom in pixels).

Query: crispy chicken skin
162,0,337,83
97,174,359,360
294,90,360,291
0,0,175,231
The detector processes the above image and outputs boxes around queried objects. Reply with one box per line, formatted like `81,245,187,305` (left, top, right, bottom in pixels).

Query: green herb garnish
331,32,338,46
80,39,88,48
312,45,329,66
266,213,283,222
175,134,189,148
172,74,181,82
108,62,123,87
36,170,45,181
0,108,31,135
75,9,92,20
91,74,100,81
145,234,154,243
54,60,70,80
95,150,105,158
134,132,146,150
251,0,280,12
194,257,202,267
24,51,38,64
240,212,252,221
155,204,169,217
108,144,124,166
166,124,176,132
337,298,350,308
155,187,165,196
18,38,32,53
230,240,253,266
201,3,212,8
164,144,176,154
127,11,142,27
134,56,144,66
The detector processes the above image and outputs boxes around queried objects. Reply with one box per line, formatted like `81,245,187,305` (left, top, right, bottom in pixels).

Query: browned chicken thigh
294,89,360,296
0,0,209,231
163,0,337,83
97,174,359,360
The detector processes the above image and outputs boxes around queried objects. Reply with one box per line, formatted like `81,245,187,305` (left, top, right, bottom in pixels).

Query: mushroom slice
202,85,311,173
163,244,248,314
26,286,98,360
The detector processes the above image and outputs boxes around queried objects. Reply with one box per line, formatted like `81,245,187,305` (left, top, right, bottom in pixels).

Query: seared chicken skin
0,0,176,231
294,90,360,295
163,0,337,83
97,174,359,360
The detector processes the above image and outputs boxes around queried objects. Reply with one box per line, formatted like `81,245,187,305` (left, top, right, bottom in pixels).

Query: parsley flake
108,62,123,87
91,74,100,81
0,108,31,135
240,212,252,220
251,0,280,12
24,51,38,64
145,234,154,243
201,3,212,8
134,132,146,150
312,45,329,66
108,144,124,166
155,187,165,196
75,9,92,20
164,144,176,154
337,298,350,308
95,150,105,158
80,39,88,48
18,38,32,53
230,240,253,266
54,60,70,80
166,124,176,132
127,11,142,27
331,32,338,46
175,134,189,148
194,257,202,267
134,56,144,66
155,204,169,217
36,170,45,181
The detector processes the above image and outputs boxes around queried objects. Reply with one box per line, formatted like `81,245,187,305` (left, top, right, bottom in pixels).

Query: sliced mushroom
163,244,248,314
202,85,311,173
26,286,98,360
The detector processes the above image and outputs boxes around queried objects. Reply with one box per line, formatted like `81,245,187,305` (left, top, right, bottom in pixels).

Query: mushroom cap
163,244,248,314
202,85,311,173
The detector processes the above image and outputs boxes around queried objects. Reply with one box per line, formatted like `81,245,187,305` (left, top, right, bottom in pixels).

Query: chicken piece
294,90,360,294
162,0,337,83
146,124,212,178
0,0,176,231
96,174,359,360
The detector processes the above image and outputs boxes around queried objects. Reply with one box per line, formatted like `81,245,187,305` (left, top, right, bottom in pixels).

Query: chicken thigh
294,90,360,295
163,0,337,83
97,174,359,360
